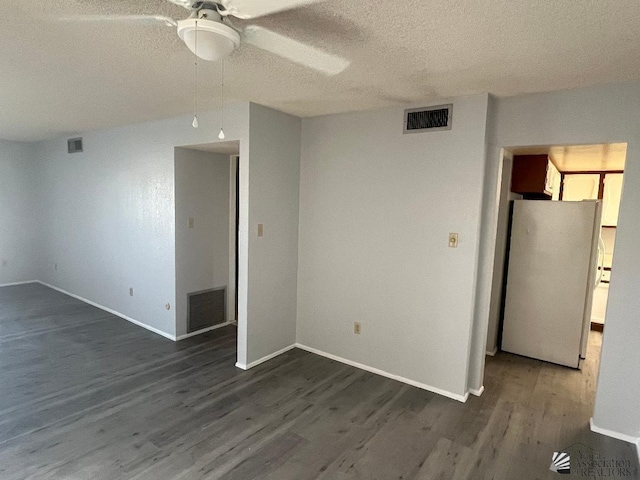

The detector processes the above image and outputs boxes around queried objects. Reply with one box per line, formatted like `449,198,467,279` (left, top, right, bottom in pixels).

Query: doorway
485,143,627,372
174,141,241,339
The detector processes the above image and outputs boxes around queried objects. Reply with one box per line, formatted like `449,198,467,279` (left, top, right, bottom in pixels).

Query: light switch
258,224,264,237
449,233,459,248
188,217,195,229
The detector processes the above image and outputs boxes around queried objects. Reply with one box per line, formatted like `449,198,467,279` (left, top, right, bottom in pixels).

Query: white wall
297,95,489,399
34,104,250,339
0,141,40,284
477,81,640,441
175,148,230,337
243,104,301,366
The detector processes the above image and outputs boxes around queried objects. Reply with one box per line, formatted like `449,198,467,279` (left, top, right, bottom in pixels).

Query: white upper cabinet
562,174,600,201
602,173,623,226
545,161,560,198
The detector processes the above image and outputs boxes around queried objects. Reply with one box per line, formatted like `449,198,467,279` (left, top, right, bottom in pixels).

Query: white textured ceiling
3,0,640,141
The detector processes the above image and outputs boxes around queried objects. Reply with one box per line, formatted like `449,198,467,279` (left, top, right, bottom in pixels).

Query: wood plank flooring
0,283,638,479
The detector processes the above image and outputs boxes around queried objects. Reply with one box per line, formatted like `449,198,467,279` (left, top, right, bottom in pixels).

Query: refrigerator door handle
596,235,606,288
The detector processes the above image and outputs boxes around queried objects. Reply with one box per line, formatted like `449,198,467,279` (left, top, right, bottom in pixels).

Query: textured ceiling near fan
2,0,640,141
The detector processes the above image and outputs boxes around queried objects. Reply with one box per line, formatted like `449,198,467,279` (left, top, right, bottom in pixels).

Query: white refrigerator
501,200,603,368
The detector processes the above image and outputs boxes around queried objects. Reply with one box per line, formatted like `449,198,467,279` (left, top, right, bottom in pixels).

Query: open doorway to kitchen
483,142,626,408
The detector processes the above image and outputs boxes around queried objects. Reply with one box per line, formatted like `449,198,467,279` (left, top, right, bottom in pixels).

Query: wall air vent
187,287,226,333
67,137,83,154
403,104,452,133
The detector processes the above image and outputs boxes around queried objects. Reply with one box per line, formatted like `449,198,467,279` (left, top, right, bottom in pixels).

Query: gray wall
33,104,250,339
175,149,230,337
2,102,300,370
475,81,640,441
466,96,496,392
297,95,489,398
243,104,301,367
485,160,521,355
0,140,40,284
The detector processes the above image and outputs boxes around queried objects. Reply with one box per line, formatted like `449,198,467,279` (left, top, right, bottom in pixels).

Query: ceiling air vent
403,104,452,133
67,137,83,154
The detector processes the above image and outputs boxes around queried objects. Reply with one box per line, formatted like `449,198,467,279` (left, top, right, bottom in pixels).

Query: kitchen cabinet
551,166,562,200
562,174,600,201
602,173,623,226
601,226,616,269
511,154,558,198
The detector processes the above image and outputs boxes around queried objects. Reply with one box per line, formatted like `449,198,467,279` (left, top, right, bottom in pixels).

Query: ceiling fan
60,0,350,76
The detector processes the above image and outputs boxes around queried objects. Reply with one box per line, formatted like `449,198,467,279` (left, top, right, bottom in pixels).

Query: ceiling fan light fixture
177,18,240,61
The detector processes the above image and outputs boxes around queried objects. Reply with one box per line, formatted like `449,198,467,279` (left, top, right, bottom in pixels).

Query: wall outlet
188,217,195,229
354,322,361,334
54,263,58,270
129,287,134,297
448,233,459,248
257,223,264,237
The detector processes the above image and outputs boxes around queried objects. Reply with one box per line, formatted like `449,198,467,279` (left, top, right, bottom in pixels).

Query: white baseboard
469,385,485,397
175,321,233,341
590,418,640,466
0,280,38,288
590,417,640,445
37,281,176,341
235,343,296,371
295,343,468,403
486,348,498,356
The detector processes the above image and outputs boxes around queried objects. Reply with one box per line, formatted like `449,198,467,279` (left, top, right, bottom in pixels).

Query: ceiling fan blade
242,26,350,75
219,0,325,19
57,15,177,27
166,0,194,10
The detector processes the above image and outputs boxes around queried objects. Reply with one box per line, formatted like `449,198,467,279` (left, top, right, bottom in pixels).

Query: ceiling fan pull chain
192,20,199,128
219,58,225,139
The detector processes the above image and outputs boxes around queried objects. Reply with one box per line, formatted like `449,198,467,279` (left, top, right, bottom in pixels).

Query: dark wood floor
0,283,637,479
